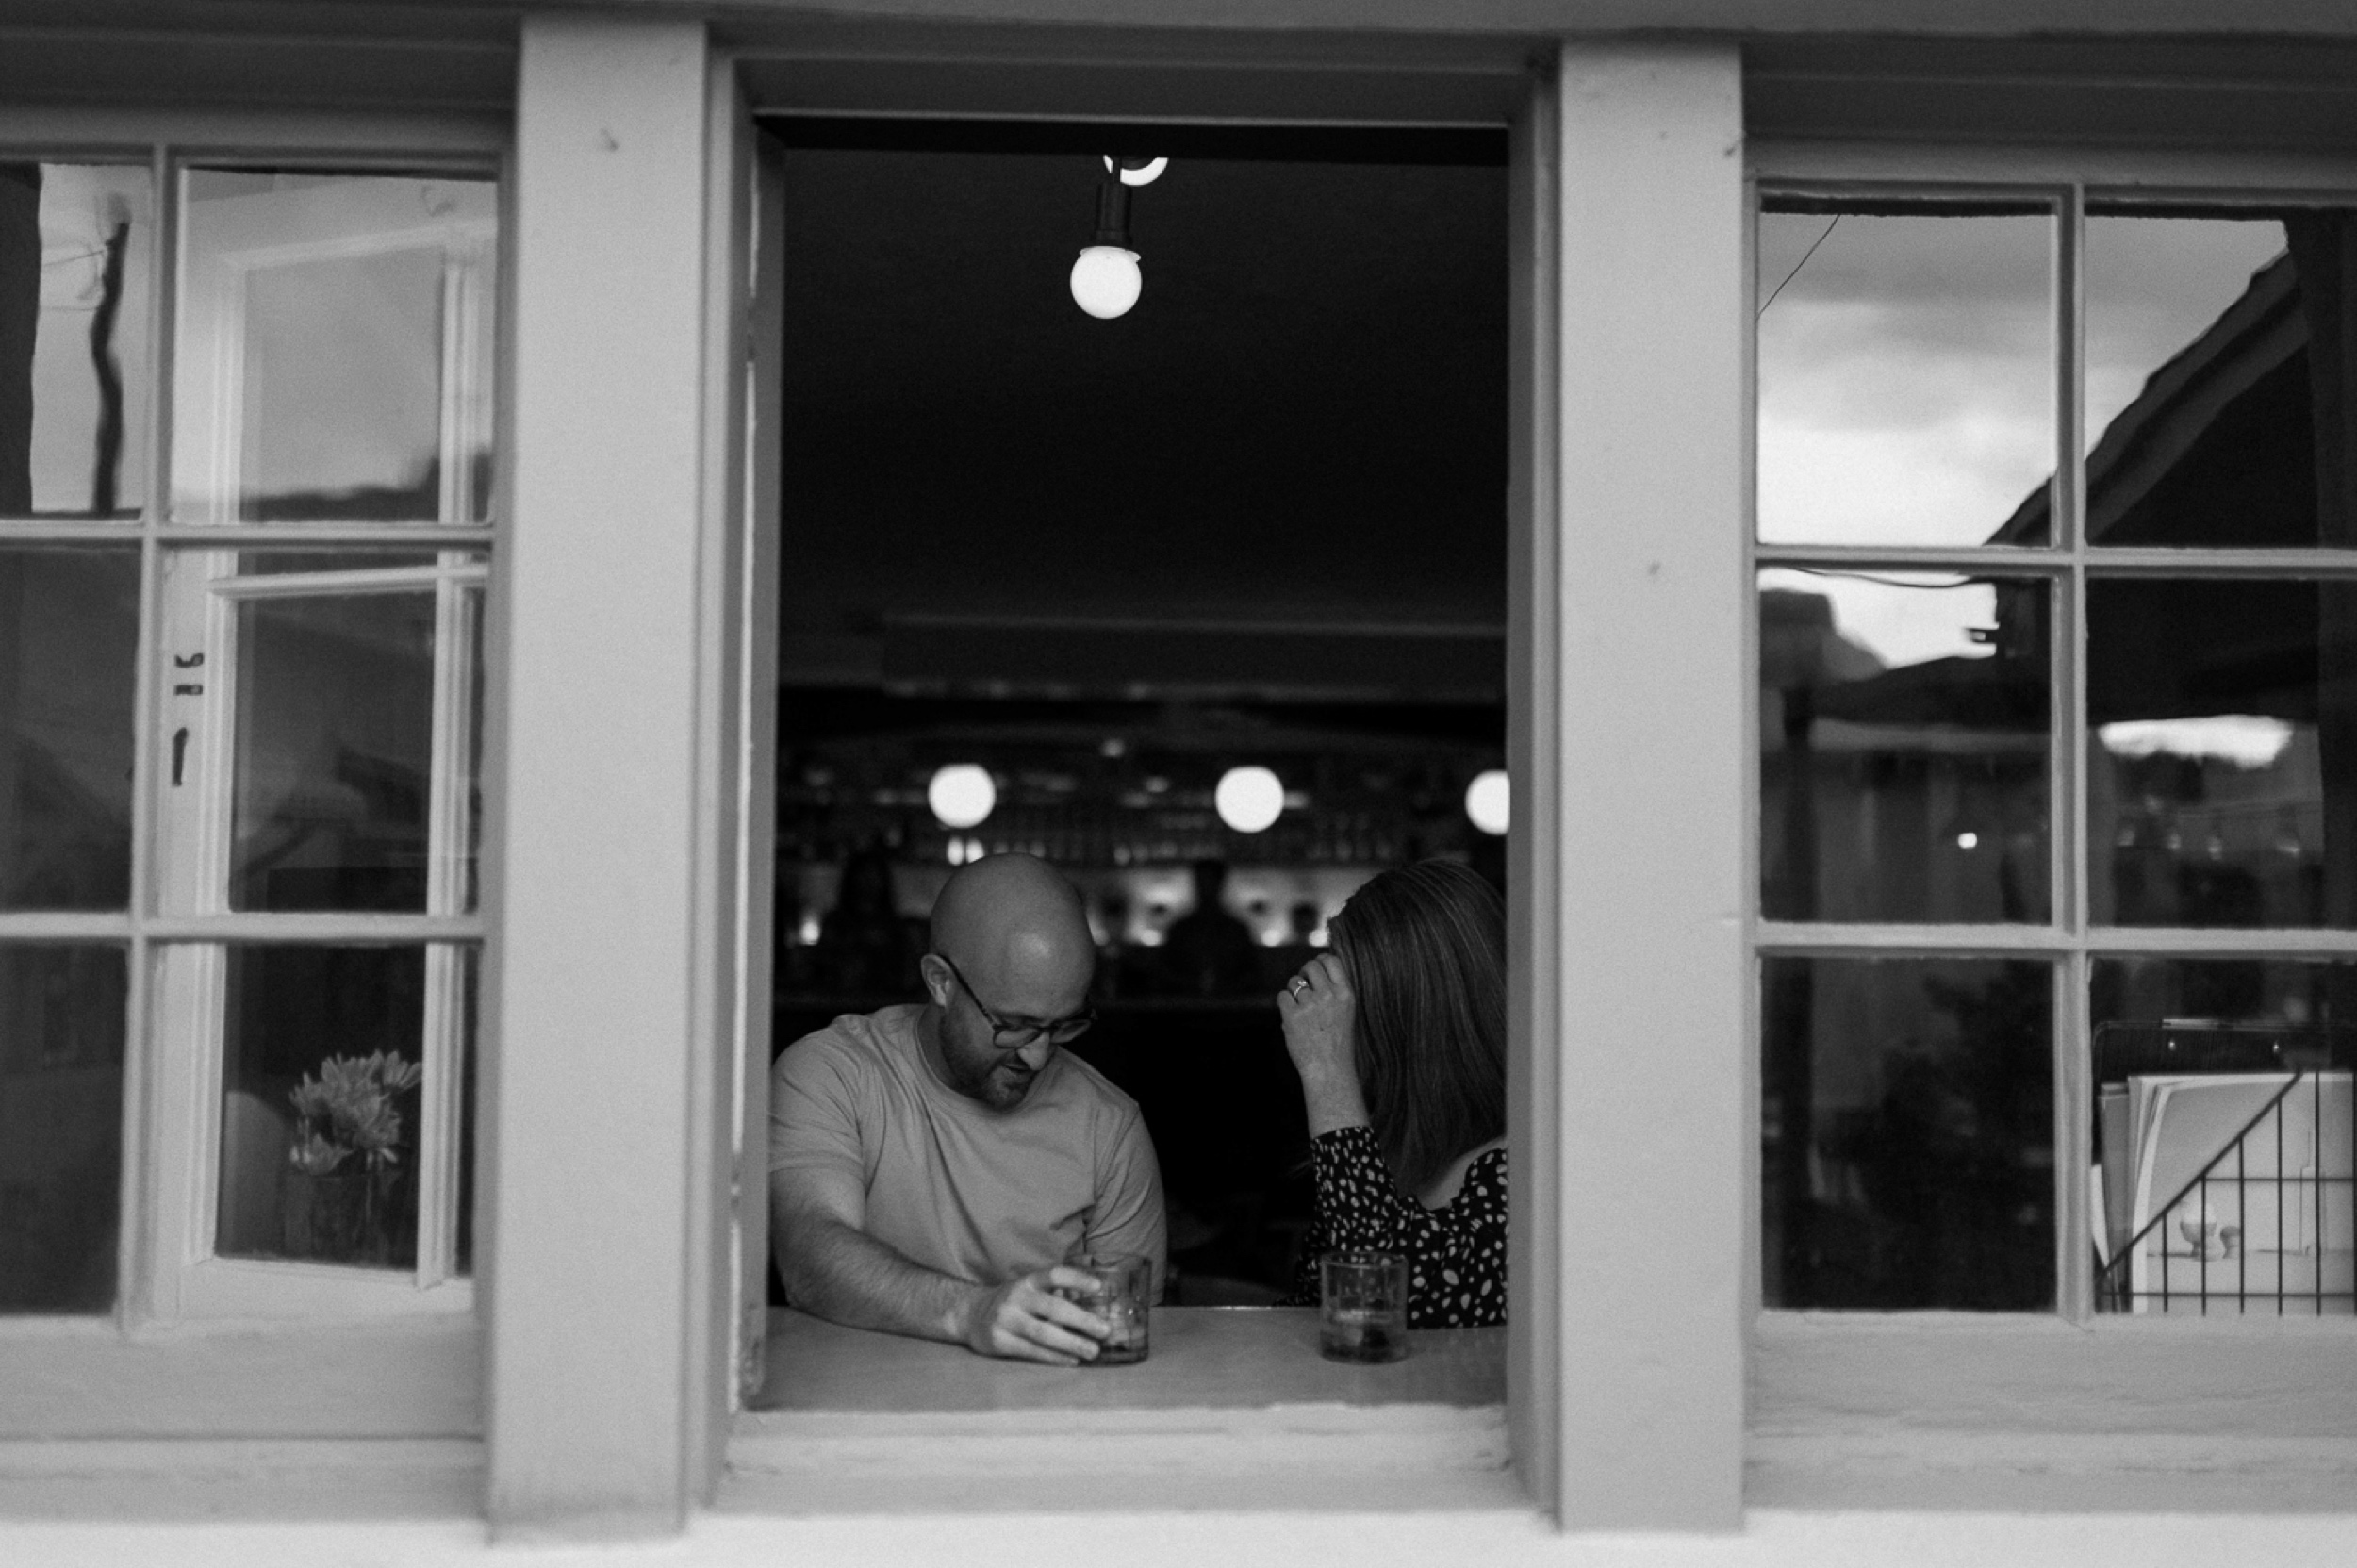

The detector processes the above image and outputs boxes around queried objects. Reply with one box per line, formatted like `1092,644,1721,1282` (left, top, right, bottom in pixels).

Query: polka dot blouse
1279,1125,1508,1328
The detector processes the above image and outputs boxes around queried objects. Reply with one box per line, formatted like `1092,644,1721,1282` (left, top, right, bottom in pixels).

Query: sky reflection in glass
1756,204,2053,548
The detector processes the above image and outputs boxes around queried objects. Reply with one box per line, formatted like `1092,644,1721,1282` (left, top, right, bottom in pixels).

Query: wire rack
2094,1023,2354,1316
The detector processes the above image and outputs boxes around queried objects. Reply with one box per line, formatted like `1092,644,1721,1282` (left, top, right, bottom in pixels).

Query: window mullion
2057,182,2094,1319
116,141,175,1329
413,559,479,1285
414,945,465,1287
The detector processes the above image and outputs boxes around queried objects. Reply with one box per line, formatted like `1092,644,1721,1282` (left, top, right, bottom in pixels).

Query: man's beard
973,1058,1036,1109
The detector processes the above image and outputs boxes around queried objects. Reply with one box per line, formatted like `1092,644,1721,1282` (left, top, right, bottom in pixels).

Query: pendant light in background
1070,156,1163,320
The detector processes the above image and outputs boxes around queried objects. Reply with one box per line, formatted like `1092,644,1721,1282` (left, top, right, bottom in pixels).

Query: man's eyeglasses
935,955,1096,1048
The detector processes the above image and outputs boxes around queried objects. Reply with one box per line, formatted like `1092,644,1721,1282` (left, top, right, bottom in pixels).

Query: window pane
0,546,138,909
173,172,496,524
232,589,437,912
2091,958,2353,1315
1760,570,2050,923
1757,202,2054,547
215,944,473,1273
0,945,126,1313
2088,578,2357,928
2085,207,2357,548
0,163,151,519
1762,956,2054,1310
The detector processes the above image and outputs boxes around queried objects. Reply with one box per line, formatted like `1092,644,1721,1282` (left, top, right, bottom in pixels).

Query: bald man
769,853,1166,1364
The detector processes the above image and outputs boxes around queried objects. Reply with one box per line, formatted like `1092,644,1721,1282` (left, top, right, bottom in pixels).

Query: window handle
171,727,190,786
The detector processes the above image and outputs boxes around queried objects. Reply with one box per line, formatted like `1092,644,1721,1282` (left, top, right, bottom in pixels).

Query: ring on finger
1288,976,1310,997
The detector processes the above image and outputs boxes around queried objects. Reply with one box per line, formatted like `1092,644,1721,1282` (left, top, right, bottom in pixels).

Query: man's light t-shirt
768,1004,1166,1291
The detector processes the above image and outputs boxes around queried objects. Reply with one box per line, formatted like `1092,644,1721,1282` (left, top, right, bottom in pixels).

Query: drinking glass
1320,1248,1410,1363
1063,1252,1151,1365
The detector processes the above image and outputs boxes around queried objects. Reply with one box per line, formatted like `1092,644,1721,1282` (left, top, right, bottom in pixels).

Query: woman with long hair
1276,858,1507,1327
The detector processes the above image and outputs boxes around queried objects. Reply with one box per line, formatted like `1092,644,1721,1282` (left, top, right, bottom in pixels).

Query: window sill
724,1306,1520,1514
0,1313,480,1441
0,1438,482,1521
1750,1311,2357,1510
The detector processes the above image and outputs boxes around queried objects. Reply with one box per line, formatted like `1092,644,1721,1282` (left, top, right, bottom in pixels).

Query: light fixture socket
1092,177,1133,248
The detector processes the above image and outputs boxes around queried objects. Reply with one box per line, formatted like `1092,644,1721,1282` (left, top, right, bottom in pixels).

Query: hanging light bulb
1464,769,1510,836
1070,245,1141,320
1071,164,1145,320
928,764,996,830
1214,767,1285,834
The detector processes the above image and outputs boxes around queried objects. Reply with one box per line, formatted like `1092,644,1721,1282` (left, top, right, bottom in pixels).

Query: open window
733,115,1518,1471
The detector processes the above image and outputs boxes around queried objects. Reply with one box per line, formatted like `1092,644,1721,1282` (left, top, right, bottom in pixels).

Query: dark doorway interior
767,118,1508,1300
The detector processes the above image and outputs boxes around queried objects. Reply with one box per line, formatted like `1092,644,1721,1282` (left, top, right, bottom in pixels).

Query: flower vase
282,1165,394,1265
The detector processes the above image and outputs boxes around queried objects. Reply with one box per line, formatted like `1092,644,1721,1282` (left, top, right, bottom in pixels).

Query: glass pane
214,944,473,1272
2085,207,2357,547
0,163,152,519
232,590,437,911
2088,578,2357,928
1760,570,2050,923
0,945,127,1312
0,547,138,909
1757,201,2054,547
2091,958,2353,1315
1762,956,2054,1310
173,172,497,524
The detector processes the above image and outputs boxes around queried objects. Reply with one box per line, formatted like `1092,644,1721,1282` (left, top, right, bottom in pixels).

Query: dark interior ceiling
769,119,1509,706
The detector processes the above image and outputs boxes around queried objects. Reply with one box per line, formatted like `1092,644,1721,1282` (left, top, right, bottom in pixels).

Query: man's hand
961,1266,1112,1365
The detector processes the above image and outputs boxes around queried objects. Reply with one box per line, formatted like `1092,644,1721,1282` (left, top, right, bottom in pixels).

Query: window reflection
0,547,138,909
0,163,151,520
2088,579,2357,928
1756,201,2053,547
1760,569,2050,924
1761,956,2054,1310
0,945,126,1312
172,172,496,525
232,590,437,912
2085,208,2357,548
2090,959,2353,1315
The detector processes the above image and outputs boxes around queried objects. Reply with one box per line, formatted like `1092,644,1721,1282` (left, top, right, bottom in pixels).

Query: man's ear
916,953,950,1006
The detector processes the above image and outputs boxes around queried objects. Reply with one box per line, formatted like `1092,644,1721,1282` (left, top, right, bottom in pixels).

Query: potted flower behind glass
282,1050,422,1266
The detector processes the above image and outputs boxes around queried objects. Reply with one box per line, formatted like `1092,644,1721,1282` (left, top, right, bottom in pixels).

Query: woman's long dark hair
1329,858,1506,1197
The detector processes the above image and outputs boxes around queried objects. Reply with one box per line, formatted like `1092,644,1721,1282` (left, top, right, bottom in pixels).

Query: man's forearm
778,1213,981,1345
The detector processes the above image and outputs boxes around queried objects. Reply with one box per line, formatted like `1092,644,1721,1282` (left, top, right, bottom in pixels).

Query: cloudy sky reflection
1759,203,2294,674
1757,208,2052,552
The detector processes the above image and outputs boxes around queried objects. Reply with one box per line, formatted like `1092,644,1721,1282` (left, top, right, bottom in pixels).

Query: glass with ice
1060,1252,1151,1365
1320,1248,1409,1363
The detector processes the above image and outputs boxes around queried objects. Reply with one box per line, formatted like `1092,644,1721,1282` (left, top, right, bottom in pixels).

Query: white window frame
0,110,504,1460
1745,138,2357,1512
477,22,1758,1535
